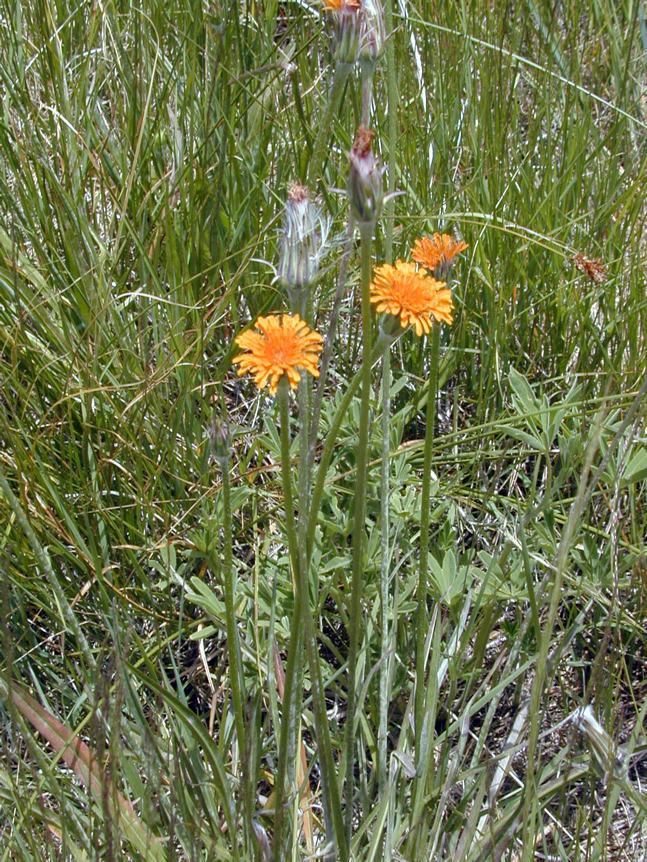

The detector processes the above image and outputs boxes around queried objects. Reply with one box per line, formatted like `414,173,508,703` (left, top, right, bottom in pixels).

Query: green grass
1,0,647,859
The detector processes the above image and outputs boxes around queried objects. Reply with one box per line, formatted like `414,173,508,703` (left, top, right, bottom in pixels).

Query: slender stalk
378,0,397,815
415,323,441,754
378,348,391,797
218,455,247,785
272,592,303,861
307,217,355,478
344,220,374,843
307,334,391,562
274,358,310,859
307,64,351,189
277,381,348,862
273,360,307,857
361,73,373,126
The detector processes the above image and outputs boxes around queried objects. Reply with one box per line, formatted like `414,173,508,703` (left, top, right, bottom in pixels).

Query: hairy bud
347,126,383,225
277,183,323,302
333,0,361,66
358,0,385,68
209,418,231,464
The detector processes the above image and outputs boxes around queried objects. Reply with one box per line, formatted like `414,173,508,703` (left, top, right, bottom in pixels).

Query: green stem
272,593,303,861
379,0,397,815
278,381,348,862
219,456,247,787
307,334,391,563
273,380,303,860
307,64,351,190
385,0,397,264
361,67,374,126
344,221,374,843
274,364,310,859
378,349,391,798
415,324,441,755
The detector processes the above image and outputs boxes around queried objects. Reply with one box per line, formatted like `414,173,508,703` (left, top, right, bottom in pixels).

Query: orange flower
411,234,468,271
321,0,360,10
370,261,454,335
232,314,323,395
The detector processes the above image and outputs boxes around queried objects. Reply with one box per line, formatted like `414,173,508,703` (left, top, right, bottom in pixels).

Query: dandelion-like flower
370,261,454,335
412,233,468,276
321,0,360,10
232,314,323,395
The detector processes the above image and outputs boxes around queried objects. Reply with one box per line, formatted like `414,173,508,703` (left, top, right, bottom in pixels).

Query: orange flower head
411,233,468,275
232,314,323,395
370,260,454,336
321,0,361,11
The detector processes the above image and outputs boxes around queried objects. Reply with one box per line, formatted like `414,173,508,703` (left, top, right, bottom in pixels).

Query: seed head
277,183,323,300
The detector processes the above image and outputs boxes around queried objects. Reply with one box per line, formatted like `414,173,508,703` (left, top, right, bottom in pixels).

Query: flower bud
325,0,361,66
337,0,361,66
277,183,322,302
358,0,385,68
572,706,626,780
209,417,231,464
347,126,383,225
378,312,405,340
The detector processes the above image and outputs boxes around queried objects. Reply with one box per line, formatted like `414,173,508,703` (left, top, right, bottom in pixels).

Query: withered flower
573,252,606,284
277,183,323,300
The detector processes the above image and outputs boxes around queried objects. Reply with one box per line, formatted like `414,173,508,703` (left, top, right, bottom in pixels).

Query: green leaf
621,447,647,486
509,366,540,416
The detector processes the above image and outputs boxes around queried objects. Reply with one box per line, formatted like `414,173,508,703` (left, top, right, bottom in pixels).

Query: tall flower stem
272,587,303,860
378,0,397,809
344,220,374,843
307,64,351,189
277,380,348,862
307,334,390,562
361,69,374,126
273,359,310,858
415,323,441,757
218,452,253,853
378,348,391,797
219,454,247,755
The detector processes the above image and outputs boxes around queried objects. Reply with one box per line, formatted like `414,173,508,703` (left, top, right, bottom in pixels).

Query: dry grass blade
4,681,167,862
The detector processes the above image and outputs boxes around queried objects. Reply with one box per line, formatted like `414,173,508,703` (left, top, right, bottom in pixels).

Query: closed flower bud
277,183,322,301
324,0,361,66
339,1,361,64
358,0,385,68
347,126,383,225
378,312,405,340
209,417,231,463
